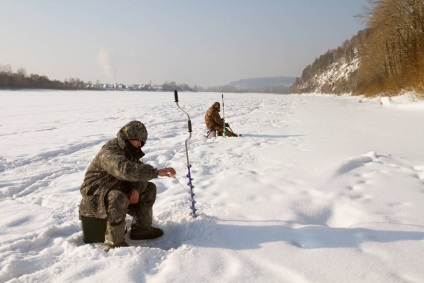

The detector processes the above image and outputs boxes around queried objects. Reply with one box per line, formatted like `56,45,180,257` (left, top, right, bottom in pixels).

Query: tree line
291,0,424,97
0,64,194,91
0,64,88,90
357,0,424,96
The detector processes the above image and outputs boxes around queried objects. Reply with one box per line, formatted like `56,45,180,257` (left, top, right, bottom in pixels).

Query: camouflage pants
105,190,129,225
106,182,157,227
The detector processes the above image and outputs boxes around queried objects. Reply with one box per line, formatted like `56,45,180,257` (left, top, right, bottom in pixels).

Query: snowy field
1,90,424,283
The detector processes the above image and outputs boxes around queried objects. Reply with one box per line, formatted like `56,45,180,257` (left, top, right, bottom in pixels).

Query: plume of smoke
97,48,117,81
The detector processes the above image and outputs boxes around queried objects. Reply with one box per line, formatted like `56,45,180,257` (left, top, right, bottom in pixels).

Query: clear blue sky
0,0,367,87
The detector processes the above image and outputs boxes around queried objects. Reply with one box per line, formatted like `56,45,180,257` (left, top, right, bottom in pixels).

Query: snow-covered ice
1,90,424,282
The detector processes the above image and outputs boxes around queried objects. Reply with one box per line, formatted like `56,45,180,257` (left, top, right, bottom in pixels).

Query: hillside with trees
203,77,296,94
291,0,424,98
290,30,367,94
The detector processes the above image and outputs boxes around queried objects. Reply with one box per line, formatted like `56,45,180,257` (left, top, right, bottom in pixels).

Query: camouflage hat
118,120,148,142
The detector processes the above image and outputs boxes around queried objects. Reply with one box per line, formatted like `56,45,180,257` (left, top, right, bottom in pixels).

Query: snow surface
1,90,424,283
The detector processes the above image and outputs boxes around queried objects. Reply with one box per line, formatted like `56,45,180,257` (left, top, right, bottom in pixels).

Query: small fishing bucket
80,215,107,243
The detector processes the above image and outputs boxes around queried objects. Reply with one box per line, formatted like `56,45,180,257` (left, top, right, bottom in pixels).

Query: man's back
205,102,223,130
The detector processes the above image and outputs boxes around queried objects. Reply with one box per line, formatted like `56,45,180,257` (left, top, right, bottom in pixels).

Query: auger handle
174,90,179,103
174,90,192,166
188,120,192,133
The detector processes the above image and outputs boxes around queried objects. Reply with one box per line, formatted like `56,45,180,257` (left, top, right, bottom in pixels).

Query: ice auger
174,90,197,217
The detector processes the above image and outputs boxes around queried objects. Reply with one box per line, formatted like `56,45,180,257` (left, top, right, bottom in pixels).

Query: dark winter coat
205,102,224,130
79,121,159,219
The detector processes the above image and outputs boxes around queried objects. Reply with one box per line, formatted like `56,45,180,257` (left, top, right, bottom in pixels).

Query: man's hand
128,189,139,204
158,167,176,178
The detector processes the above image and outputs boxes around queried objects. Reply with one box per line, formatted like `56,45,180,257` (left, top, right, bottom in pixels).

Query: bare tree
358,0,424,95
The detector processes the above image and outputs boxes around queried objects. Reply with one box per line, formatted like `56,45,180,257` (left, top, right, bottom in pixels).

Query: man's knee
106,190,129,225
146,182,156,192
141,182,157,204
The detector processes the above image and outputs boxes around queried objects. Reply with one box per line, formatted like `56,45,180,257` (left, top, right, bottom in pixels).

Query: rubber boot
130,205,163,240
104,221,129,249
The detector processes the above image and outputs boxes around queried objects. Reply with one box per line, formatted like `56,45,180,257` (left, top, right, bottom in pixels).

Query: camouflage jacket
79,121,158,219
205,102,224,130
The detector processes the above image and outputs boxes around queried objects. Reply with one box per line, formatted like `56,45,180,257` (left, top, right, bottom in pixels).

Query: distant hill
203,76,296,94
225,76,296,93
228,76,295,90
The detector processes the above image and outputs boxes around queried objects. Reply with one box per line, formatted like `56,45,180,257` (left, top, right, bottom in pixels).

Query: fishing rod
222,94,226,137
174,90,197,217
